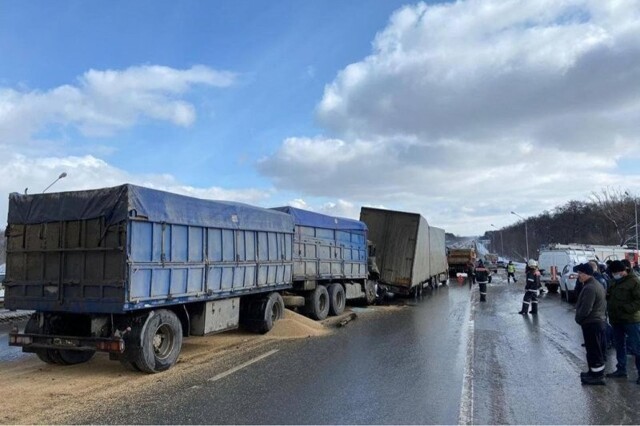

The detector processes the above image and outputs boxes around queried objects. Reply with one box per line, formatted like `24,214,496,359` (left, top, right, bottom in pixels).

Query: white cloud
0,150,271,227
0,64,265,226
259,0,640,234
0,65,236,142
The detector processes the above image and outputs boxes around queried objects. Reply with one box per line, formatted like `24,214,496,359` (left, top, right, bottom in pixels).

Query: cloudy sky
1,0,639,235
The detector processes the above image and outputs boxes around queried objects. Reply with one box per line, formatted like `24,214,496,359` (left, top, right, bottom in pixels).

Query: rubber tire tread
364,280,377,305
133,310,183,374
256,292,285,334
328,284,346,316
306,285,330,321
25,315,60,365
119,358,142,372
57,349,95,365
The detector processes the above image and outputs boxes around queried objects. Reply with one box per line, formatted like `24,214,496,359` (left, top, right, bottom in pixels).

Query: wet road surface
474,273,640,425
4,272,640,424
78,284,472,424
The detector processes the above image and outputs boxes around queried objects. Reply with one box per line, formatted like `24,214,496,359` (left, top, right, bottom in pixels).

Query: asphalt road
5,271,640,424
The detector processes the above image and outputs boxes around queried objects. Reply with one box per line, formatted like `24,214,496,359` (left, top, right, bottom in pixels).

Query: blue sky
1,0,640,235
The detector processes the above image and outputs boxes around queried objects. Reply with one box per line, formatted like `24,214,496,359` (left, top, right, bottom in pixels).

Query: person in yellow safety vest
507,261,517,284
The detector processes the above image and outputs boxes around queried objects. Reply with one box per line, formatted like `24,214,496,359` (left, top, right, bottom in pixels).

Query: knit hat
609,260,626,274
572,263,594,276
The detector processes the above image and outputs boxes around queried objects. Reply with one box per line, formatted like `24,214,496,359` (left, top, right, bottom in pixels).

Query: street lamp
491,224,504,255
635,198,638,252
511,211,529,261
42,172,67,193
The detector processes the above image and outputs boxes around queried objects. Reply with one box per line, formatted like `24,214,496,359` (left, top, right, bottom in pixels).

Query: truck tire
364,280,377,305
305,285,330,321
57,349,95,365
25,315,59,365
257,292,285,334
133,310,183,373
119,358,141,372
45,315,96,365
328,284,346,316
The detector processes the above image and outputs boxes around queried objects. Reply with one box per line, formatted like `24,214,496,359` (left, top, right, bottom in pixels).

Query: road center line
207,349,279,383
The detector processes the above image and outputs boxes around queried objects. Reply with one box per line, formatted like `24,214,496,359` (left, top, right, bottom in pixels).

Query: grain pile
266,309,330,339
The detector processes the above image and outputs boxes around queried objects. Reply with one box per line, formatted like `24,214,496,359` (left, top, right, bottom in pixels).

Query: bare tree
590,188,637,246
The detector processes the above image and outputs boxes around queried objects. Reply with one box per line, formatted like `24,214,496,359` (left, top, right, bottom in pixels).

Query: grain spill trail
0,309,331,424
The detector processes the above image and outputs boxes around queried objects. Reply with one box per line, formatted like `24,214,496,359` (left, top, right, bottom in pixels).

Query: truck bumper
9,331,124,353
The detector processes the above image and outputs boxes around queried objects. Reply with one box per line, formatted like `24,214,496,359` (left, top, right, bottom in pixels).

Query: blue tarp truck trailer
4,185,377,373
272,207,376,319
4,184,296,373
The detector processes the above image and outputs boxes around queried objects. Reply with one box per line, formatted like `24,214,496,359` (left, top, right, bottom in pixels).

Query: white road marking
207,349,279,383
458,289,476,425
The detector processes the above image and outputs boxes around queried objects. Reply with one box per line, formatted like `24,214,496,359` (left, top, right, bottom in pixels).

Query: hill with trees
484,189,639,261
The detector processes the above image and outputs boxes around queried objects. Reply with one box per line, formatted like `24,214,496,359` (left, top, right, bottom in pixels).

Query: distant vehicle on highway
496,260,506,268
483,253,499,273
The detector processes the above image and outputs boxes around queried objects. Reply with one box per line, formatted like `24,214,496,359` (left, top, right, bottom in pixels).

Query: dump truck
4,185,373,373
447,248,476,276
359,207,448,296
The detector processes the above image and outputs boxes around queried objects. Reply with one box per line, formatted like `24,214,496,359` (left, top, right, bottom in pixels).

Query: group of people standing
574,259,640,386
473,256,640,387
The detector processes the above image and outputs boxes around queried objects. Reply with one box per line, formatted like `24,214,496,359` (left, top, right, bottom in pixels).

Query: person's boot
518,304,529,314
605,369,627,378
480,294,486,302
581,372,605,385
530,304,538,315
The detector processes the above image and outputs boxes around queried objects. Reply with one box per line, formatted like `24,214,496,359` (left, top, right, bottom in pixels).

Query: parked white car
559,263,580,303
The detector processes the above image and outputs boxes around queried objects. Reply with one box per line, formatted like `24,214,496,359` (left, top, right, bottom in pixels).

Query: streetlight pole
42,172,67,193
491,224,504,255
635,198,638,253
511,211,529,261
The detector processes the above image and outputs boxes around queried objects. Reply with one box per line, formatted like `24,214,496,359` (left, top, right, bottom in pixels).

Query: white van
537,245,596,292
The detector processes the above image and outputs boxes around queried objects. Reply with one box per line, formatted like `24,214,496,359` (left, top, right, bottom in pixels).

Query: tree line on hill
483,189,639,261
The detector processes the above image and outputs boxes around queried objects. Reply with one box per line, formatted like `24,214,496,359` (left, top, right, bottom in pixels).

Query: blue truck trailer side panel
4,184,294,313
272,207,368,281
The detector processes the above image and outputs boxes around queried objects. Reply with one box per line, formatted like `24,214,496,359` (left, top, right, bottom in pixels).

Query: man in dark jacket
605,260,640,383
574,263,608,385
518,259,541,314
475,260,490,302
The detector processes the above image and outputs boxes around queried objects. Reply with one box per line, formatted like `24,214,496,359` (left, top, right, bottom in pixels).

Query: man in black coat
475,260,490,302
518,260,541,314
574,263,608,385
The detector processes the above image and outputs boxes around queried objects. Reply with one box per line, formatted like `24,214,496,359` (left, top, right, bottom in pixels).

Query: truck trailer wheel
328,284,346,316
25,315,59,365
57,350,95,365
305,285,330,320
364,280,377,305
133,310,183,373
258,292,285,334
119,358,141,372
